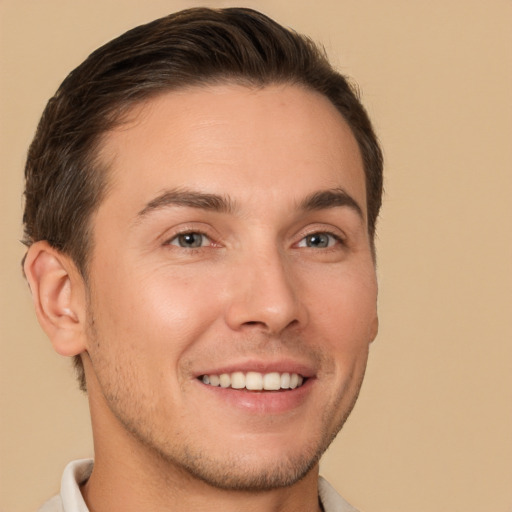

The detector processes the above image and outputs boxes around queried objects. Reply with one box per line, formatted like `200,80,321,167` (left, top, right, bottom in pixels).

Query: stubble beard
170,385,364,493
98,367,366,493
118,388,364,493
85,307,367,493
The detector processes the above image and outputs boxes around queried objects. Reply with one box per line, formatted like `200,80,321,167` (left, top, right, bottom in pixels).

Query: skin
26,83,378,512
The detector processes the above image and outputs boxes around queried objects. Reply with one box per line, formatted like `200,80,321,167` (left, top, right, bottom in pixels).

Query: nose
224,247,307,335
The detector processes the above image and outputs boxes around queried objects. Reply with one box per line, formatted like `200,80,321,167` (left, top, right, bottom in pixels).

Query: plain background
1,1,511,511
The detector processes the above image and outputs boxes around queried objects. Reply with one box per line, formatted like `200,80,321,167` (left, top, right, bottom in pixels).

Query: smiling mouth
199,371,306,391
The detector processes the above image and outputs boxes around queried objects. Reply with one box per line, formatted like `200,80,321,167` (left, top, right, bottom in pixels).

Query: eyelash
165,230,214,249
296,231,345,249
164,229,345,251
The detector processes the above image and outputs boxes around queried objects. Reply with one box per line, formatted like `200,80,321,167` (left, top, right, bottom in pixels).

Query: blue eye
298,232,339,248
169,232,210,248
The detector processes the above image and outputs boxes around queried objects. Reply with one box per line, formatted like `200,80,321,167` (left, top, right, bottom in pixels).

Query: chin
171,444,324,491
145,418,343,492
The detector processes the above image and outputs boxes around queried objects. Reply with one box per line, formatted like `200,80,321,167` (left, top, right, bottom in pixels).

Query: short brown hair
23,7,383,391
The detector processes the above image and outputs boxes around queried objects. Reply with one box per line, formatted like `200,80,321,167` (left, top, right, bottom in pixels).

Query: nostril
241,319,299,331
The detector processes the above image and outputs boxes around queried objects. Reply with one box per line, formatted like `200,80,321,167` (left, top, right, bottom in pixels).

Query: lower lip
196,378,315,414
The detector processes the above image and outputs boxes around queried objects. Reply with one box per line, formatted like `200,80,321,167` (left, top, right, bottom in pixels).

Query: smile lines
200,371,305,391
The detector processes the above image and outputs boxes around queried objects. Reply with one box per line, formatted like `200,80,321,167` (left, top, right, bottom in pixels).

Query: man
23,7,382,512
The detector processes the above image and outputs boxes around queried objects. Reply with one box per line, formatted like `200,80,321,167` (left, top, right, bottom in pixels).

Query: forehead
96,83,366,219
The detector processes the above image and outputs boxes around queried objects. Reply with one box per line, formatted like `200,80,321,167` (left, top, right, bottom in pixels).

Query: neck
82,459,322,512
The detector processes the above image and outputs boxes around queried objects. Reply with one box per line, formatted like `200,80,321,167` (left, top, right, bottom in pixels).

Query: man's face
83,84,378,490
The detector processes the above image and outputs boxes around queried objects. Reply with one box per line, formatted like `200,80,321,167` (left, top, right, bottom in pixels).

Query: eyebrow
136,187,364,221
299,188,364,219
137,188,237,218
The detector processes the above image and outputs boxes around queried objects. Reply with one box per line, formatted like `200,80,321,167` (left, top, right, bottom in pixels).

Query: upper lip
194,359,317,379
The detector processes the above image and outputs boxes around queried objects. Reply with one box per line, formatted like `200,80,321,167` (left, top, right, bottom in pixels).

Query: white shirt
38,459,359,512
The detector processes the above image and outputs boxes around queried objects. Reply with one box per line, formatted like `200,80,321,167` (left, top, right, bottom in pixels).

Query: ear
24,241,88,356
369,314,379,344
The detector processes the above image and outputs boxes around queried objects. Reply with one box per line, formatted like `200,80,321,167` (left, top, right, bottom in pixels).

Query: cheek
302,266,377,388
87,260,224,366
306,266,377,343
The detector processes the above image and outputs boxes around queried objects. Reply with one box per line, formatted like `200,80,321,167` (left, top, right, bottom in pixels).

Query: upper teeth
201,372,304,391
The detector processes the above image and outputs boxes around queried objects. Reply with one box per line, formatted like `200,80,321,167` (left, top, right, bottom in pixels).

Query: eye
297,232,341,248
168,232,211,248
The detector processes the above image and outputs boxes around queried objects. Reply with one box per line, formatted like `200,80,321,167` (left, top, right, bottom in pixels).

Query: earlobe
24,241,87,356
369,314,379,344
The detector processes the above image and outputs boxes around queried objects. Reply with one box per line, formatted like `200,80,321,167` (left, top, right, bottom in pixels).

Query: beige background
1,1,511,511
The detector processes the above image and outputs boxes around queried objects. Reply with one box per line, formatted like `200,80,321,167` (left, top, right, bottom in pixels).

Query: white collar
60,459,92,512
